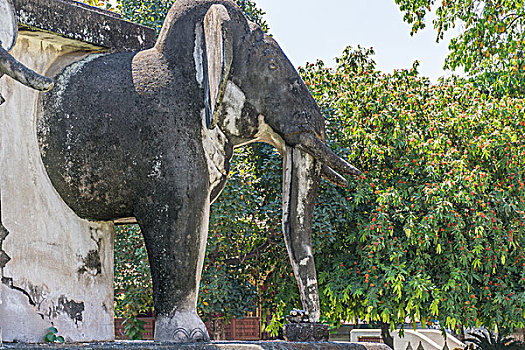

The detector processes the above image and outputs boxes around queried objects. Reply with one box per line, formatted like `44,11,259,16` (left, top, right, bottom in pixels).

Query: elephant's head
0,0,54,104
156,0,360,322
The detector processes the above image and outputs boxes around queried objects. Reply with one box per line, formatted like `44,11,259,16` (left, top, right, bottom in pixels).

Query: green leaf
44,333,56,343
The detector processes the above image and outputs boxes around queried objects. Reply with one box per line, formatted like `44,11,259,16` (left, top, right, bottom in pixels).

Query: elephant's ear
202,4,233,129
0,0,17,52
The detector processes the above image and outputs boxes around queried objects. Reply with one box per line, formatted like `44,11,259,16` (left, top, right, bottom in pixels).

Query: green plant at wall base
261,300,286,337
44,327,64,343
299,46,525,335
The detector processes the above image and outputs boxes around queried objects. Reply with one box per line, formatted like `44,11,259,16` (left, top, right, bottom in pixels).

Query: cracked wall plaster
0,32,115,343
0,198,10,271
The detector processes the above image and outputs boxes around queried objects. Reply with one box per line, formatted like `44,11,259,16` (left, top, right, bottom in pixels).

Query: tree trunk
381,323,394,349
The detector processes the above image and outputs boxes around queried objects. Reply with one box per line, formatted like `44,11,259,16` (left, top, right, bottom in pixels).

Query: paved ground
1,341,390,350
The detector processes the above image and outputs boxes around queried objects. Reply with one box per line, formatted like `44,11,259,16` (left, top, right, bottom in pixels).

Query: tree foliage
114,224,153,318
301,46,525,334
201,144,282,321
394,0,525,97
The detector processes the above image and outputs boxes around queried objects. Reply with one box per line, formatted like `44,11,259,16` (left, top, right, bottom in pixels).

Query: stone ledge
13,0,156,52
2,341,391,350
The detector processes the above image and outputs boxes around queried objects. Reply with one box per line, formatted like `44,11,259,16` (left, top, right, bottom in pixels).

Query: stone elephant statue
37,0,360,342
0,0,54,104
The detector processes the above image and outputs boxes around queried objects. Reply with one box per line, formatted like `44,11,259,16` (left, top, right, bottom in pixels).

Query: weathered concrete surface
13,0,156,52
0,32,115,343
1,341,391,350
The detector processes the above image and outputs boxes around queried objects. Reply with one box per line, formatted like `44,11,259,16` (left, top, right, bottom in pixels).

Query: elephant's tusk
321,165,348,187
297,133,361,177
0,46,54,91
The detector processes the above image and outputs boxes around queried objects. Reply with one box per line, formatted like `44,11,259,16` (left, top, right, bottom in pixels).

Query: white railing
349,328,466,350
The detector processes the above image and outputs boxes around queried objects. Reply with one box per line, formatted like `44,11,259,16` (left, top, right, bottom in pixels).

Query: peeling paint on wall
56,296,85,326
77,249,102,276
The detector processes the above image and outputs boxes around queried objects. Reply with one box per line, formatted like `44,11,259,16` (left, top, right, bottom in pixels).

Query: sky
255,0,463,82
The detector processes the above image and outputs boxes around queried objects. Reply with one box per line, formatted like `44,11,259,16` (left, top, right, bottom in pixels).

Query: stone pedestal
283,323,330,342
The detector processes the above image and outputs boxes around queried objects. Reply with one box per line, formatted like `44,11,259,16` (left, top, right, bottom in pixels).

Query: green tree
299,46,525,340
114,224,153,339
202,144,285,337
394,0,525,97
80,0,115,10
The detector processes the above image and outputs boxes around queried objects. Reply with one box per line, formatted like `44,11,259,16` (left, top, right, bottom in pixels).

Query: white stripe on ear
193,23,204,88
202,4,233,129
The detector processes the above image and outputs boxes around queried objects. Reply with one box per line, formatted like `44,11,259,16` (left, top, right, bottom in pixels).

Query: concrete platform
1,341,391,350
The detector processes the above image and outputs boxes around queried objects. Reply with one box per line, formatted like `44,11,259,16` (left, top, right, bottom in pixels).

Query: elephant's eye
268,60,278,71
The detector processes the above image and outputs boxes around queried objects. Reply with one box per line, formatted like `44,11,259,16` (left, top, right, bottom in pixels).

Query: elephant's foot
154,311,210,342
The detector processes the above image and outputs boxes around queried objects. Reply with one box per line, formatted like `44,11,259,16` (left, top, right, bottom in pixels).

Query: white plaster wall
0,32,115,343
415,329,466,350
349,329,466,350
392,330,445,350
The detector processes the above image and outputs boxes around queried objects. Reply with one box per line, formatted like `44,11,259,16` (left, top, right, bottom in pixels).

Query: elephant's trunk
282,145,321,321
0,46,54,91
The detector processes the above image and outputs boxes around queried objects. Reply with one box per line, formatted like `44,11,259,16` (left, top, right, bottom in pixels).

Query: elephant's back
38,52,143,221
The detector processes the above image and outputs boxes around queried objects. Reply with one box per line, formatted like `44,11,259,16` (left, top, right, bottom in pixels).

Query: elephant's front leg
135,173,211,342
